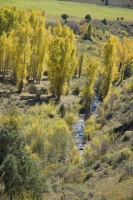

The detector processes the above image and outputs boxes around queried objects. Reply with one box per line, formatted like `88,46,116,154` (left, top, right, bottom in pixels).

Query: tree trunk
10,193,13,200
85,98,91,120
18,79,23,93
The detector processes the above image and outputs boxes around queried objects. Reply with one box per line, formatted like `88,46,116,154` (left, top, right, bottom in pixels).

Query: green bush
92,160,101,170
28,85,37,94
117,148,132,163
84,169,94,182
59,103,66,118
121,131,132,142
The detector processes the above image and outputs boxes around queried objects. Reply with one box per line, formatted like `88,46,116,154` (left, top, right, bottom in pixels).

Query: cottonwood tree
0,32,11,81
29,24,47,83
83,57,99,119
117,37,133,83
28,10,47,83
15,24,32,93
102,35,118,99
78,52,84,78
47,24,77,100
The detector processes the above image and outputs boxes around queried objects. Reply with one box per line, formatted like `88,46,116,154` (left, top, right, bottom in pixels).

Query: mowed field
0,0,133,21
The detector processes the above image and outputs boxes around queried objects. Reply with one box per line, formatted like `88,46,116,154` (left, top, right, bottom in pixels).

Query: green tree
85,14,92,22
61,14,69,23
0,126,44,200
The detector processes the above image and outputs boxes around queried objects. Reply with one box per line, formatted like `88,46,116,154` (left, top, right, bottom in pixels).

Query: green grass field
0,0,133,21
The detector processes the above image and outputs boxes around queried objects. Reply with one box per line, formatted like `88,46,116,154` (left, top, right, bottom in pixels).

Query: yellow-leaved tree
47,23,77,100
117,36,133,83
28,10,47,83
83,56,99,119
102,35,119,99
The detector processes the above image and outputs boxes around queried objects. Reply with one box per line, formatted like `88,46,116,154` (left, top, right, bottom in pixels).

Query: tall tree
102,35,118,99
83,57,99,119
117,37,133,83
0,126,44,200
78,52,84,78
47,24,77,100
29,24,47,83
12,23,32,93
0,32,8,81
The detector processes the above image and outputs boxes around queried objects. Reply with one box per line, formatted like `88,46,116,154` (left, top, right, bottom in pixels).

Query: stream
73,97,101,155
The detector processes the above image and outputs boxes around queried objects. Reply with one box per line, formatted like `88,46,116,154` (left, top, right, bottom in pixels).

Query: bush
125,82,133,93
84,169,94,182
102,18,107,25
72,84,80,95
117,148,132,163
64,112,78,129
28,85,37,94
125,191,133,200
92,160,101,170
121,131,132,142
59,103,66,118
124,65,133,78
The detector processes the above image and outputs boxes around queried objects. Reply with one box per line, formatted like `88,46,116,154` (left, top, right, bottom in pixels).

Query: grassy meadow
0,0,133,21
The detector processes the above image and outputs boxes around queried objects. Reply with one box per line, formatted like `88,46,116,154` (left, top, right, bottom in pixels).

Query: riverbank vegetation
0,5,133,200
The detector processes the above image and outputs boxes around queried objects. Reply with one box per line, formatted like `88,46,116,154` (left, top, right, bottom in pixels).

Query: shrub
125,82,133,93
102,150,114,165
84,169,94,182
124,161,133,176
117,148,132,163
92,160,101,170
64,112,78,129
28,85,37,94
59,103,66,118
131,138,133,147
125,191,133,200
72,84,80,95
121,131,132,142
124,65,133,78
84,117,96,141
102,18,107,25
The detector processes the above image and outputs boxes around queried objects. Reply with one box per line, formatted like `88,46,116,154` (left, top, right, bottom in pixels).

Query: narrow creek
73,96,101,155
73,114,85,155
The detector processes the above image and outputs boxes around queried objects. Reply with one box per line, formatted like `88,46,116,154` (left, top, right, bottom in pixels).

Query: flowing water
73,97,101,154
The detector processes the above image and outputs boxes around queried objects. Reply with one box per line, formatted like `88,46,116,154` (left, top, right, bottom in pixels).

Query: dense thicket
0,126,44,200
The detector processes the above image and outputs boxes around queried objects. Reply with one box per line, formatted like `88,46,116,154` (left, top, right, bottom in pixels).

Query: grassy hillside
0,0,133,21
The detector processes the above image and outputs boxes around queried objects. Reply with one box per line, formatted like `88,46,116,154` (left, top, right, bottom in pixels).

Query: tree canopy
0,125,44,200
